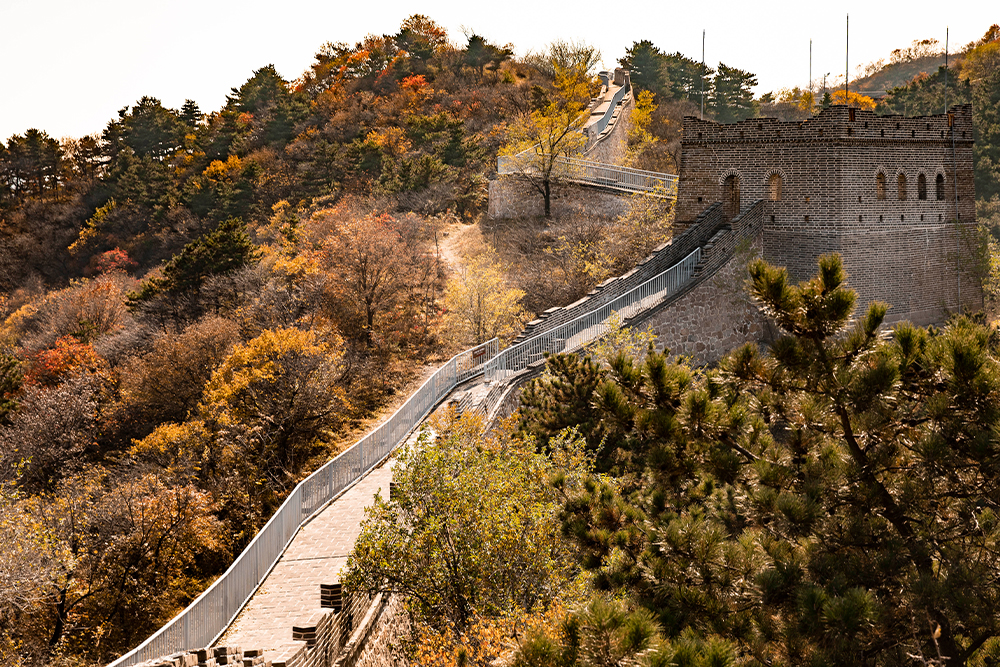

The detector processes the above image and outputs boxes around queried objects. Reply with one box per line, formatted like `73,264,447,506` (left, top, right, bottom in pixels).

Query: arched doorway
723,174,741,219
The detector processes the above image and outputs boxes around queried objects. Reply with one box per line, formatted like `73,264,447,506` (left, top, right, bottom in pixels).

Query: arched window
723,175,741,219
898,173,907,201
876,172,886,200
918,173,927,200
768,173,782,201
936,174,945,200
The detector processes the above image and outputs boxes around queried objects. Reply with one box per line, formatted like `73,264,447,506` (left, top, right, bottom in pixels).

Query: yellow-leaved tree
442,253,531,346
500,60,596,217
132,326,346,540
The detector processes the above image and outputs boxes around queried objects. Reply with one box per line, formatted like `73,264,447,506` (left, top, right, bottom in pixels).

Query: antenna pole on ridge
944,27,949,114
701,29,705,120
810,39,813,102
845,14,849,102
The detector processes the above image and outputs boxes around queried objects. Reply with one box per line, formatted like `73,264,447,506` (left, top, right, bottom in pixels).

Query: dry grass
478,196,675,313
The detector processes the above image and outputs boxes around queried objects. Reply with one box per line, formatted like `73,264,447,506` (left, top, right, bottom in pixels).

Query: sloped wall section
633,202,772,366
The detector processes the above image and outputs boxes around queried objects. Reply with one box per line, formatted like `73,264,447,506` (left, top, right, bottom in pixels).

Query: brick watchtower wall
676,105,981,325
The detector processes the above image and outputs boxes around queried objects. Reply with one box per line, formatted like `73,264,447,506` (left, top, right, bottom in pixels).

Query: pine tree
129,217,261,313
523,254,1000,665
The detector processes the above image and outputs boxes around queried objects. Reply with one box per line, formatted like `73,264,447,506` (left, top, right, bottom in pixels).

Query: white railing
587,81,630,137
108,338,499,667
483,247,700,383
497,150,677,198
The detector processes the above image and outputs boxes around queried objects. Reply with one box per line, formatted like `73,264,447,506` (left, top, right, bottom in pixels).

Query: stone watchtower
676,104,981,325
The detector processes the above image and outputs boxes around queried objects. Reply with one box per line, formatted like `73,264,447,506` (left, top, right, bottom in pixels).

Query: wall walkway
216,466,393,655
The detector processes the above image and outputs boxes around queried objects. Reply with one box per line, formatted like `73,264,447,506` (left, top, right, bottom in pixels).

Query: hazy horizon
1,0,994,141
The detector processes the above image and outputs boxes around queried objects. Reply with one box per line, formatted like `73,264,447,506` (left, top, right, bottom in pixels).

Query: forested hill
852,53,947,94
0,16,526,288
850,38,948,94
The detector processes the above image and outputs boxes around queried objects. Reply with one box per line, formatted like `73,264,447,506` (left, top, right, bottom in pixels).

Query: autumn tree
344,411,586,638
0,352,23,424
316,209,433,347
116,316,240,437
442,252,530,345
0,374,100,492
0,476,59,664
830,88,878,110
17,271,135,353
133,326,346,537
500,59,594,217
201,327,345,472
14,471,220,662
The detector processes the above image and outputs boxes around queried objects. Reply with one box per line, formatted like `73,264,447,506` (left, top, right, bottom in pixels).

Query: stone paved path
216,464,394,651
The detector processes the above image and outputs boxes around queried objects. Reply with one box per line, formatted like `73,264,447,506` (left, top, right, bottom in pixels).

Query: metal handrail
108,338,499,667
482,248,701,383
497,151,677,198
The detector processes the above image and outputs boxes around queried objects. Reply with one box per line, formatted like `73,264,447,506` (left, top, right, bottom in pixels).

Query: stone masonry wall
638,236,770,366
632,201,770,365
674,104,982,325
352,594,409,667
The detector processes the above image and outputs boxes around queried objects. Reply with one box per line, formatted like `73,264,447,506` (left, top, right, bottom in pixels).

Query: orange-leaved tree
830,89,877,110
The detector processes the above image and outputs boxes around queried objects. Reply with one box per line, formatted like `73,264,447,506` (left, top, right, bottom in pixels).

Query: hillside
852,52,948,95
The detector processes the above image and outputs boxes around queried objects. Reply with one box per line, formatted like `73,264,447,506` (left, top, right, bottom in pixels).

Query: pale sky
0,0,994,141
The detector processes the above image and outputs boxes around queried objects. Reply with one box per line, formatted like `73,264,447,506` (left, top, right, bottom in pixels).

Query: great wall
109,69,984,667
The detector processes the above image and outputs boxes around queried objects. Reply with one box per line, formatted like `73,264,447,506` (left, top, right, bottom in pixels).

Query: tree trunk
543,179,551,218
366,302,375,347
48,588,68,652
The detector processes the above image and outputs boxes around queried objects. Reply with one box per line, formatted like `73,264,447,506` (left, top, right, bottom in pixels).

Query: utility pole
946,25,961,313
944,26,949,113
845,14,849,102
701,29,705,120
809,39,812,98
